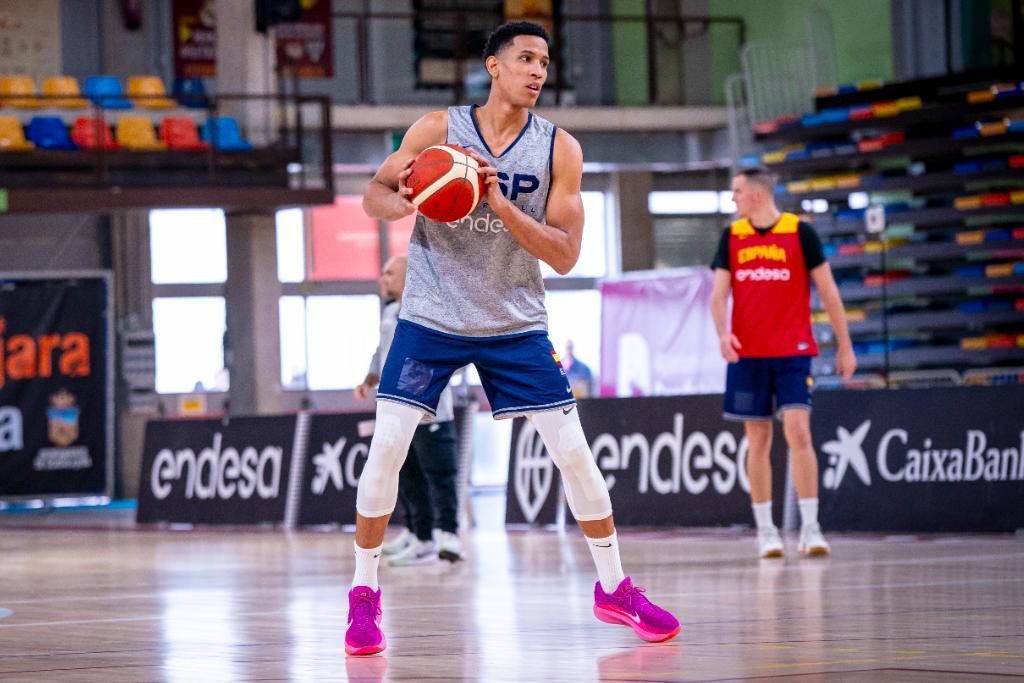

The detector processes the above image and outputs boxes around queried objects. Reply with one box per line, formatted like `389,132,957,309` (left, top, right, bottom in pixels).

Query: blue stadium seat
26,117,77,150
172,77,209,109
201,116,253,151
83,76,133,109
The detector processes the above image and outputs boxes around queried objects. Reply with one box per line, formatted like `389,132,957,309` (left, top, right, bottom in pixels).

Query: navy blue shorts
723,356,813,421
378,320,575,420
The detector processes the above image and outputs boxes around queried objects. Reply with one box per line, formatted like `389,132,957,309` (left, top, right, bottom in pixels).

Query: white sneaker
387,538,437,566
434,530,463,562
757,527,784,559
381,528,414,556
798,523,831,557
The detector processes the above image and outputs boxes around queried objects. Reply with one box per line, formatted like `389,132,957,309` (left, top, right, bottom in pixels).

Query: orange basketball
406,144,485,222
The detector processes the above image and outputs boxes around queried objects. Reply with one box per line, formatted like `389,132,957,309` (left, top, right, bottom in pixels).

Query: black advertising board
297,410,375,527
0,275,112,497
813,386,1024,532
297,407,473,527
137,415,296,525
505,415,564,526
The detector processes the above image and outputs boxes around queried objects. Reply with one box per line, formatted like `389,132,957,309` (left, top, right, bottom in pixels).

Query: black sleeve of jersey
798,222,827,271
710,227,731,270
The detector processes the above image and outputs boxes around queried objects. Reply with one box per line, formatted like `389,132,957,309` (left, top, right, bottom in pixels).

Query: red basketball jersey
728,212,818,358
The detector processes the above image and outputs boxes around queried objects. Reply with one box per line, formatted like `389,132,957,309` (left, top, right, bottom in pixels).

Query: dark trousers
396,420,458,541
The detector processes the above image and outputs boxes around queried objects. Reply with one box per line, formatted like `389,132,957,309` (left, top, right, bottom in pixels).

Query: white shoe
388,538,438,566
757,527,784,559
434,530,463,562
381,528,414,556
798,523,830,556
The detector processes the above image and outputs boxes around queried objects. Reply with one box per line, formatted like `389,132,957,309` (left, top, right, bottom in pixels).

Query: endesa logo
591,414,750,496
735,267,791,282
150,432,283,500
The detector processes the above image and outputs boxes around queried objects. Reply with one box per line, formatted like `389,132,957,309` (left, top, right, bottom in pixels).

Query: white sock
752,501,775,531
352,542,382,590
798,498,819,530
586,532,626,594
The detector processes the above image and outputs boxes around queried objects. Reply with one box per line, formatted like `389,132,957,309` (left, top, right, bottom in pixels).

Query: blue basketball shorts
723,355,813,421
377,320,575,420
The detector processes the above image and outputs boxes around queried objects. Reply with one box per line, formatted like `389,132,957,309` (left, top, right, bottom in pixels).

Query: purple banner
600,270,725,398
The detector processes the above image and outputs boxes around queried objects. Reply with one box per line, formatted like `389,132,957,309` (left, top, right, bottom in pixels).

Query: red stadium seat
160,117,211,151
71,117,119,150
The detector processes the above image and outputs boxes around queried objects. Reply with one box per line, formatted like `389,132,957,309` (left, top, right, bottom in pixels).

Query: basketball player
345,21,679,656
710,167,857,559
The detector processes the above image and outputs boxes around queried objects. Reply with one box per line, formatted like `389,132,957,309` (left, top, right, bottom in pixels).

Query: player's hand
393,158,417,218
835,345,857,380
353,383,372,400
719,333,741,363
465,149,504,206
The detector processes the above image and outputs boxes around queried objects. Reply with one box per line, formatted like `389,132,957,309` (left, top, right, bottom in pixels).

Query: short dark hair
736,166,777,194
483,21,550,60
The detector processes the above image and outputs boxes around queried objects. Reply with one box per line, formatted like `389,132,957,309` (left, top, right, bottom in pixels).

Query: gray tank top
400,105,556,337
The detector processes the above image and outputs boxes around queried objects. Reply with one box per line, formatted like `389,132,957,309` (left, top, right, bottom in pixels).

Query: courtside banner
814,386,1024,532
505,396,788,527
297,407,474,527
137,416,296,525
297,411,375,526
505,416,564,526
0,275,112,497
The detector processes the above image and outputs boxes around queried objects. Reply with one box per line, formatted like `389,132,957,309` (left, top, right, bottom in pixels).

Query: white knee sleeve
356,400,423,518
529,408,612,522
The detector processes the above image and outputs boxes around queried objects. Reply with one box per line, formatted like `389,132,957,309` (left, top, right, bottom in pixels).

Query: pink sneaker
345,586,386,656
593,577,680,642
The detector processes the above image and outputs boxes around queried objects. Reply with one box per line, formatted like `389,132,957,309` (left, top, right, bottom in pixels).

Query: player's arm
811,262,857,379
363,111,447,221
710,268,740,363
473,129,584,275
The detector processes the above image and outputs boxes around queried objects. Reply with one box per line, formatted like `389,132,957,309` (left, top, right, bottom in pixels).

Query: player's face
731,175,758,218
492,35,549,106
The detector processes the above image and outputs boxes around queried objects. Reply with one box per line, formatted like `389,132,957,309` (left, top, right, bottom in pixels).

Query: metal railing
321,9,745,106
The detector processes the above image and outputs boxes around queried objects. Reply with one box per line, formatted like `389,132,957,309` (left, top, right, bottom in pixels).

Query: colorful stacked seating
26,117,76,149
202,116,253,151
84,76,133,109
160,117,210,151
41,77,88,108
127,76,177,109
72,117,119,149
0,76,40,108
116,116,167,150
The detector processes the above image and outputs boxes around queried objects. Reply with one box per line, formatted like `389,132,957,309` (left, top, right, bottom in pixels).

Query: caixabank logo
822,419,1024,489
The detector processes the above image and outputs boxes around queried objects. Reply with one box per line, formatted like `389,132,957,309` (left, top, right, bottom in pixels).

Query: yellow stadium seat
0,75,41,108
41,77,89,108
127,76,176,109
0,116,35,150
115,116,167,150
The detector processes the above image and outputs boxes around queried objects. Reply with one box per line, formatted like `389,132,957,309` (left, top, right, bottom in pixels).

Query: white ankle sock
586,532,626,594
752,501,775,531
798,498,819,530
352,542,382,590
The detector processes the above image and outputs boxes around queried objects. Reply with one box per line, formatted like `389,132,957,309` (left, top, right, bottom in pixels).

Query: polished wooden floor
1,505,1022,681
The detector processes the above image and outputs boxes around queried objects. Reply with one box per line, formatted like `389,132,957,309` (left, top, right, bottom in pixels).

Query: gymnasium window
649,190,735,269
152,297,227,394
150,209,228,284
278,294,380,391
540,191,609,278
149,209,229,394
